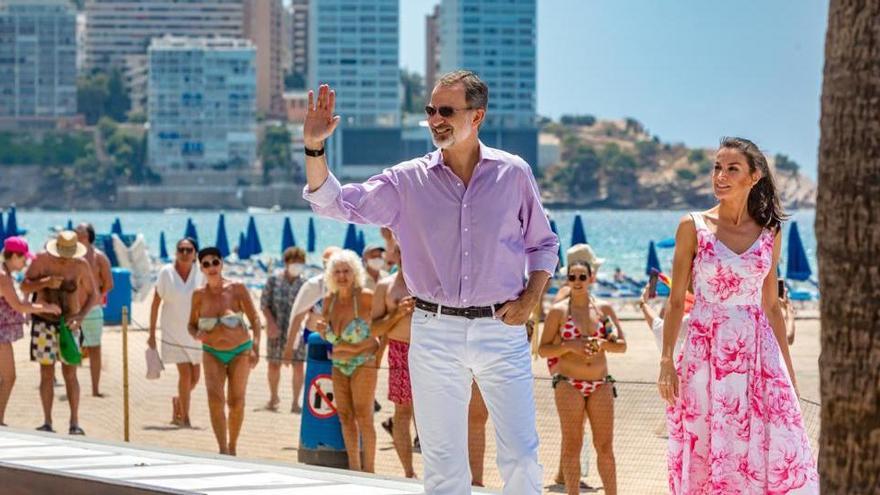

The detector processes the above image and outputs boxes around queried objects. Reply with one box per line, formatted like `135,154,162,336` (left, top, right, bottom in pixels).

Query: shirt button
464,276,469,280
463,299,468,303
463,204,468,208
464,251,469,256
464,228,469,232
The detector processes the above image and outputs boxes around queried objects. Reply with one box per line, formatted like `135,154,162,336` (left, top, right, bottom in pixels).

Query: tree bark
816,0,880,493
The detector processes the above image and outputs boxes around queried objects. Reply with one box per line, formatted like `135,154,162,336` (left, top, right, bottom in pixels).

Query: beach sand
2,298,821,494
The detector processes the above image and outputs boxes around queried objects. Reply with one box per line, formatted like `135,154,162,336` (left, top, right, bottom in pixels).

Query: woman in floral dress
657,137,819,494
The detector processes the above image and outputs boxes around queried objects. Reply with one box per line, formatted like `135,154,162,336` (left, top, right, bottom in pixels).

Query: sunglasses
568,274,589,282
201,259,221,268
424,105,472,118
177,247,194,254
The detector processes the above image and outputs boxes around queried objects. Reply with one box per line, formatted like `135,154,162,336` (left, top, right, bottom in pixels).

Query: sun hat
2,236,35,260
46,231,86,259
564,243,605,273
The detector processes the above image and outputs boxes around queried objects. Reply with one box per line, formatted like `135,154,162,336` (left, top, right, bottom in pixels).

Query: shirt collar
426,141,500,170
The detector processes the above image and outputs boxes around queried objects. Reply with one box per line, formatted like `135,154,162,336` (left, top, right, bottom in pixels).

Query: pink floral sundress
666,212,819,494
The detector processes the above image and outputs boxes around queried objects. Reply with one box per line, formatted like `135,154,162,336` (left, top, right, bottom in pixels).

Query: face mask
366,258,385,271
287,263,304,277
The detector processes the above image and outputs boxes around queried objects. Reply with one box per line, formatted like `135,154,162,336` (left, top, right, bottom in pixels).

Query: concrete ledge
0,429,436,495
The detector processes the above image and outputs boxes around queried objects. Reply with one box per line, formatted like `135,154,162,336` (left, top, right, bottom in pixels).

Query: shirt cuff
302,174,343,208
526,250,559,276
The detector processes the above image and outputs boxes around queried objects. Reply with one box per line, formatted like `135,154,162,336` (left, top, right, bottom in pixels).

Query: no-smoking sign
307,374,337,419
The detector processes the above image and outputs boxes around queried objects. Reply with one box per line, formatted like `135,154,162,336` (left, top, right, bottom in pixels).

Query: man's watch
304,146,325,157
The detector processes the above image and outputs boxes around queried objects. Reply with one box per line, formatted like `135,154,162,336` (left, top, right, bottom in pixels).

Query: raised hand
303,84,341,149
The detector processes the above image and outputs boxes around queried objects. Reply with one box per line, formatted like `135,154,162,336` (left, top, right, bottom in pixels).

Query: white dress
156,264,204,364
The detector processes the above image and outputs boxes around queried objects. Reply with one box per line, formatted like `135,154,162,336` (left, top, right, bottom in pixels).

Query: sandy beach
1,297,821,494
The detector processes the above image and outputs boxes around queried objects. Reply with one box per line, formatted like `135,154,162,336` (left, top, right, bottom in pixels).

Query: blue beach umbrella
66,219,74,231
307,217,317,253
657,237,676,249
184,218,199,245
342,223,358,251
356,230,366,255
159,231,169,260
786,222,812,281
549,218,564,267
246,216,262,256
6,206,20,237
237,232,250,260
111,217,123,236
281,217,296,253
0,211,5,242
646,240,662,276
571,214,588,247
215,214,230,259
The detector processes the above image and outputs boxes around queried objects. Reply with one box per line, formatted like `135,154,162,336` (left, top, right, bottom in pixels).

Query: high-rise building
308,0,401,175
243,0,285,118
83,0,245,72
147,36,257,170
308,0,399,128
438,0,538,166
287,0,308,87
0,0,77,126
424,4,441,97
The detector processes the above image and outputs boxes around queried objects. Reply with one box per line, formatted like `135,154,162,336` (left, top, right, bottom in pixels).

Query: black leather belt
414,298,500,319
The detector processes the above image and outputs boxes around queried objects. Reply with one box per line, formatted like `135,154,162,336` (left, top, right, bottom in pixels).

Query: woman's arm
237,283,262,351
658,215,697,405
537,306,583,358
148,289,162,349
187,290,203,339
762,231,799,395
638,285,659,327
0,275,57,315
598,302,627,353
551,285,570,304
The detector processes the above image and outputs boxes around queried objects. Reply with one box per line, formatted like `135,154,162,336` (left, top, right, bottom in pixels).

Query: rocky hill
539,117,817,209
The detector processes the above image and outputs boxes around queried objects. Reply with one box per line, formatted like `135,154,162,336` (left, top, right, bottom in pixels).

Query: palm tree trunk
816,0,880,492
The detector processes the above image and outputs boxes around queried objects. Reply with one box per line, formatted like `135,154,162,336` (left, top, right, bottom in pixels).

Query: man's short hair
436,70,489,110
77,223,96,245
283,246,306,264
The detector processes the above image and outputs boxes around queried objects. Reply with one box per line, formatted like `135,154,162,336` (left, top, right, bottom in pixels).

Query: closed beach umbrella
111,217,123,236
238,231,250,260
281,217,296,253
184,218,199,244
307,217,317,253
216,214,230,259
6,206,19,237
646,240,662,276
356,230,366,255
786,222,812,281
66,219,74,231
571,214,588,247
246,216,262,256
0,211,5,242
159,231,169,260
549,218,563,267
343,223,358,251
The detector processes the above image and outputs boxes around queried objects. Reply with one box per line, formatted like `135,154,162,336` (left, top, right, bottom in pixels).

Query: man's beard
431,127,455,149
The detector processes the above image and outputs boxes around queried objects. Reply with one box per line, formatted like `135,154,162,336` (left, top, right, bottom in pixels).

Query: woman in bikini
539,260,626,495
188,247,261,456
314,249,379,472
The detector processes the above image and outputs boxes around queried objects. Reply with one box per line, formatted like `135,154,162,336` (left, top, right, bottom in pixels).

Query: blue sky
399,0,829,177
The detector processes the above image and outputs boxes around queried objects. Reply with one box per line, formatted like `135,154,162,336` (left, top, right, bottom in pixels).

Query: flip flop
36,424,55,433
68,425,85,435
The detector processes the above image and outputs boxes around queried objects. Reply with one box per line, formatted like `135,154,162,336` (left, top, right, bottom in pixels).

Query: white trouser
409,308,542,495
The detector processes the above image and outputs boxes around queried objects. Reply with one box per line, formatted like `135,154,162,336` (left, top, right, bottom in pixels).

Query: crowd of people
0,69,819,494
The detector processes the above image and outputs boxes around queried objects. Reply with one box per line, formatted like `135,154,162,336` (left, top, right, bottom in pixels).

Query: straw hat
564,243,605,273
46,231,87,259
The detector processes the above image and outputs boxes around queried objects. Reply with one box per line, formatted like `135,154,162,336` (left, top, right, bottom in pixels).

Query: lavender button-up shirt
303,142,559,308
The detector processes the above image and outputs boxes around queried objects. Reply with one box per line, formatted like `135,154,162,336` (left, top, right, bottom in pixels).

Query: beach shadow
142,425,204,432
545,482,600,493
